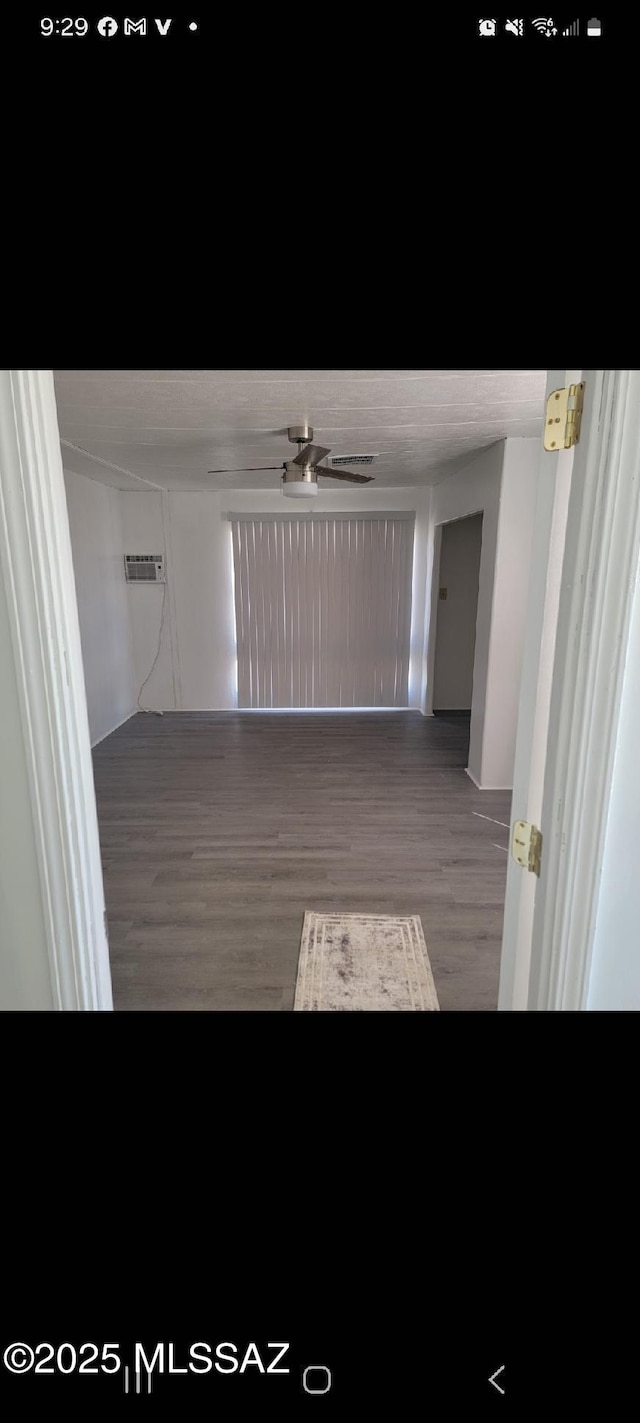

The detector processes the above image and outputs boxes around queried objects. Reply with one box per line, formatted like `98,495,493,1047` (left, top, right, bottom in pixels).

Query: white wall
482,438,540,787
424,438,539,788
64,469,136,745
432,513,483,710
587,559,640,1010
120,486,432,710
0,552,54,1008
119,491,176,710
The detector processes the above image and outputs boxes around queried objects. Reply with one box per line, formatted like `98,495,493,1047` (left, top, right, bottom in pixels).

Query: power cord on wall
137,580,167,715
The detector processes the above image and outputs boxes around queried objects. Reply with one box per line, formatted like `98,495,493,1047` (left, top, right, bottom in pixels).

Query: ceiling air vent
124,554,166,583
326,454,377,467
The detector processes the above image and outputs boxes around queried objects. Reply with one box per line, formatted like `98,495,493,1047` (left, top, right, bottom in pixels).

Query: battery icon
587,17,602,35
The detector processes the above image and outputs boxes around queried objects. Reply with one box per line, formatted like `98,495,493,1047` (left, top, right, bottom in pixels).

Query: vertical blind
230,514,415,708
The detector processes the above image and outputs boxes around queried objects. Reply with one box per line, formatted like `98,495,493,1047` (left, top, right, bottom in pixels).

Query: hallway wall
424,437,539,789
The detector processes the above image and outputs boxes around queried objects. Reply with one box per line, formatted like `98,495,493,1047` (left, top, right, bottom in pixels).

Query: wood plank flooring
93,712,512,1011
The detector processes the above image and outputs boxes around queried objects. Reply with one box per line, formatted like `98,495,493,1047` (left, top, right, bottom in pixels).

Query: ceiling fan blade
206,465,284,474
292,444,331,468
317,469,374,484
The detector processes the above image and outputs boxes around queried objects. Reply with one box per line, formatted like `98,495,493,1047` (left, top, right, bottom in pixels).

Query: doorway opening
5,368,640,1014
431,513,483,765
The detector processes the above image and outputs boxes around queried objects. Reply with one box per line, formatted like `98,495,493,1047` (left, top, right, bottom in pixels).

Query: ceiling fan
207,424,375,498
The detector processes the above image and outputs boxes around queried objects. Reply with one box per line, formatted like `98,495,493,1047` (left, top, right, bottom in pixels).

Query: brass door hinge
511,820,543,876
544,382,585,450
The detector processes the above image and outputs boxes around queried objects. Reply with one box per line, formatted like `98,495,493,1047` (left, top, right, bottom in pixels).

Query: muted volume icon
587,17,601,36
562,18,579,34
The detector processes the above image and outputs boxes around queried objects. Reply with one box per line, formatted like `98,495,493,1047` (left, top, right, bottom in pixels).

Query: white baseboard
91,709,136,748
465,767,512,792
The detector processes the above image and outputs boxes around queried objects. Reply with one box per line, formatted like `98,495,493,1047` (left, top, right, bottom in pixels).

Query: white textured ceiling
54,370,547,492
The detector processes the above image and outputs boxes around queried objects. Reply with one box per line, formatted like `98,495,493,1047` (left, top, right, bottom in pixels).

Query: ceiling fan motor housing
287,423,313,445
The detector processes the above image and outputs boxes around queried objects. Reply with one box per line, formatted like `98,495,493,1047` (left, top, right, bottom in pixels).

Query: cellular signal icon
562,18,579,34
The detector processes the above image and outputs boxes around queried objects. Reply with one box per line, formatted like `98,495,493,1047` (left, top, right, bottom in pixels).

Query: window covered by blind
230,514,415,708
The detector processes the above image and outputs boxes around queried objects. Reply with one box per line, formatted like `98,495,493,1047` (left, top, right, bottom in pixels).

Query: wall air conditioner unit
124,554,166,583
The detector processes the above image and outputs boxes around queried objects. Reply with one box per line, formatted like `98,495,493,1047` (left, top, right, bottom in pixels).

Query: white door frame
530,370,640,1009
500,371,640,1011
498,368,583,1009
0,371,113,1010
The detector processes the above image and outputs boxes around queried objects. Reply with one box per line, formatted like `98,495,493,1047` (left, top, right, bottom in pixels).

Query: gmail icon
124,17,147,34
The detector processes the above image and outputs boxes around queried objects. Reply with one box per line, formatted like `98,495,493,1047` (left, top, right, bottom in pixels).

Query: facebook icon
97,16,119,36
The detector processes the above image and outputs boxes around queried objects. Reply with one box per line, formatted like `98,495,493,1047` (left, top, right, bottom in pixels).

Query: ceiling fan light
282,480,318,498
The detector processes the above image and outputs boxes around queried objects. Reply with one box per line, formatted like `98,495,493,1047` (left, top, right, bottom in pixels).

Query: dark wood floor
93,712,512,1011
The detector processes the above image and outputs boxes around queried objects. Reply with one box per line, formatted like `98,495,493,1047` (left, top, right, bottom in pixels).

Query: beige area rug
294,912,440,1011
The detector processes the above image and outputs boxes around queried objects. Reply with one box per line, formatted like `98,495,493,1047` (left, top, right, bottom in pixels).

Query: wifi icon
532,16,558,35
562,18,579,34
